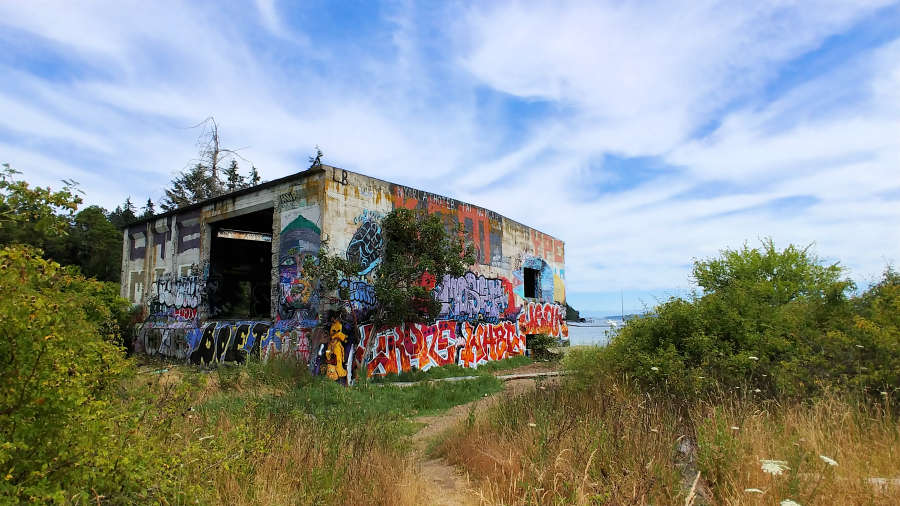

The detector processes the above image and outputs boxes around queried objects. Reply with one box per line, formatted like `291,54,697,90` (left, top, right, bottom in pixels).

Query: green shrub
0,245,159,502
583,240,899,401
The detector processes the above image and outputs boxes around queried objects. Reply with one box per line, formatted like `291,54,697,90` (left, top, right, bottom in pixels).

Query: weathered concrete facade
123,165,566,375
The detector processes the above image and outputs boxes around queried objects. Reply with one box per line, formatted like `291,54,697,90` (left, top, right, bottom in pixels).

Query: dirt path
409,364,560,506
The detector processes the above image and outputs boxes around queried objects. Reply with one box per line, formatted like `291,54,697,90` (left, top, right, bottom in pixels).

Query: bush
0,245,151,502
589,240,899,401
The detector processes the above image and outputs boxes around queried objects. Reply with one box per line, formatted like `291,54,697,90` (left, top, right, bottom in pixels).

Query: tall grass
437,371,900,505
112,356,502,505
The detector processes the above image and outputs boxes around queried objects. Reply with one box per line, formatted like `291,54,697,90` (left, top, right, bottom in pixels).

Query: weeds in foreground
99,357,503,505
437,374,900,505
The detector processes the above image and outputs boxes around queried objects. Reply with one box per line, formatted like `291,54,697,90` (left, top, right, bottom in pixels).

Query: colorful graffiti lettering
517,302,569,339
185,321,270,365
434,272,517,322
355,319,527,376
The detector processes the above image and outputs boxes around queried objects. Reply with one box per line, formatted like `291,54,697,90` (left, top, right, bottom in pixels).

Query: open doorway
523,267,540,298
207,208,273,319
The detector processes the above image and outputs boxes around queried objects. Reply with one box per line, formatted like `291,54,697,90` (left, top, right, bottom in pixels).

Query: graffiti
517,302,569,339
434,272,517,322
262,320,311,363
355,320,527,376
513,257,559,303
389,184,504,266
147,271,203,323
338,279,376,317
458,321,525,368
140,326,192,359
346,219,383,275
278,206,321,325
186,321,269,365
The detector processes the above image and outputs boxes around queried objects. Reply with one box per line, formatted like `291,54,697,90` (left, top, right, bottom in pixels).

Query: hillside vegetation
438,242,900,505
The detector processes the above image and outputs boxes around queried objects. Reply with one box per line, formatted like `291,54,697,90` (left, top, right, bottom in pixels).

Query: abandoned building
122,165,567,376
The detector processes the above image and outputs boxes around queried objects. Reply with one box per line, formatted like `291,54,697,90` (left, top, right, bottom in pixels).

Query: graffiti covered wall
320,167,567,376
123,165,566,377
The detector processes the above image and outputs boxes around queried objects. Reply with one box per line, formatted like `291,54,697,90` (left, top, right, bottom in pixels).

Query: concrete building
122,165,567,376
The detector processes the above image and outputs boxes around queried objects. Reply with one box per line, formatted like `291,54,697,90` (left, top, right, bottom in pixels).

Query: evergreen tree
248,165,261,186
161,163,219,211
224,159,245,192
108,197,138,228
141,198,155,218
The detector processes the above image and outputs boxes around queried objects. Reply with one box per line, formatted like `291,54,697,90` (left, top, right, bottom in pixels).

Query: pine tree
248,165,261,186
141,198,155,218
161,163,219,211
108,197,138,227
224,160,245,192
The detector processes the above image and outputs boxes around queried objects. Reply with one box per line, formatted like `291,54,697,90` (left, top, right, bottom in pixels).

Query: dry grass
438,377,900,505
120,357,500,505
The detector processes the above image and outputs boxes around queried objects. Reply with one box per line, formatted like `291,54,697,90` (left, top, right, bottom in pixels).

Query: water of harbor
566,318,624,346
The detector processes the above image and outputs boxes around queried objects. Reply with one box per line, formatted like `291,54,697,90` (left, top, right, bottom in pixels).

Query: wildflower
754,388,762,393
650,366,659,371
748,356,759,361
780,500,801,506
760,459,789,476
527,423,537,428
819,455,838,466
744,488,764,494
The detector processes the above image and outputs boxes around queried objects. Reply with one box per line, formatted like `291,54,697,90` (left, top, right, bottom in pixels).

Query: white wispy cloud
0,0,897,311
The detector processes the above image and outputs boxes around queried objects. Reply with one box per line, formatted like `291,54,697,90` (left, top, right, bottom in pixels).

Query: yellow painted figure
325,320,347,381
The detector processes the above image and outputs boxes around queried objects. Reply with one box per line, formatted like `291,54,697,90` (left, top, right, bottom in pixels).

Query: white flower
760,459,790,475
748,356,759,361
650,366,659,371
744,488,764,494
754,388,762,393
819,455,838,466
781,500,801,506
527,422,536,427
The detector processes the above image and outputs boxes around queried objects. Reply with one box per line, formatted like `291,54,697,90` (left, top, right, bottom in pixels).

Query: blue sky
2,1,899,315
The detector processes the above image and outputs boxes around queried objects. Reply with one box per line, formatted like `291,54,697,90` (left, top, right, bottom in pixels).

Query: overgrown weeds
438,361,900,505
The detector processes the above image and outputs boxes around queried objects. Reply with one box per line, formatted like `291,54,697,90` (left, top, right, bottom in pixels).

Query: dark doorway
207,208,273,319
523,267,539,298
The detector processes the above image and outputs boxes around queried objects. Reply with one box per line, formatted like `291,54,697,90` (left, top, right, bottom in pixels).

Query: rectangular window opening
207,208,274,319
523,267,539,298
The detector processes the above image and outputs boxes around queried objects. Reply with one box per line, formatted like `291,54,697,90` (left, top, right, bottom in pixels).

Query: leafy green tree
0,163,81,252
307,208,474,329
70,206,123,282
598,240,863,399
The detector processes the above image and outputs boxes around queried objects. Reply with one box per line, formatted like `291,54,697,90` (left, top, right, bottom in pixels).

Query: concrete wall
318,167,567,376
125,165,567,376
